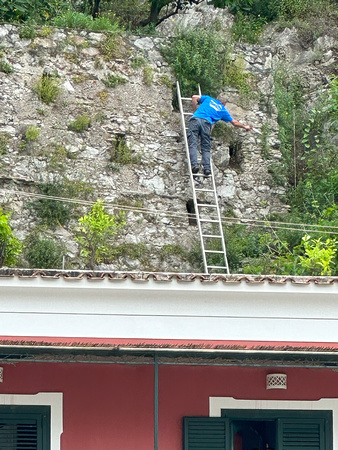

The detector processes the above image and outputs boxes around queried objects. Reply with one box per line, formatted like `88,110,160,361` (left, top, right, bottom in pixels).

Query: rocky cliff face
0,3,336,272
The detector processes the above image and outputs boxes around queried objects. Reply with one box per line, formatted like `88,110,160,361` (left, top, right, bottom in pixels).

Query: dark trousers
187,117,212,171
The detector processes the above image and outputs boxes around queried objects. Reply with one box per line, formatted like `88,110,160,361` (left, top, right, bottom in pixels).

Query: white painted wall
0,276,337,342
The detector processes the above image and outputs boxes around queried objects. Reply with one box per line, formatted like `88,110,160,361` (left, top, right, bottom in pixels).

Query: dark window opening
228,140,243,170
232,420,276,450
186,199,196,226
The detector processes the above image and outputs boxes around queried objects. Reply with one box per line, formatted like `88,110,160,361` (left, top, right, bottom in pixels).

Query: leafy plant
99,33,123,60
36,25,54,37
297,235,337,276
223,55,254,97
0,209,22,267
52,11,120,31
105,0,149,30
34,74,61,104
74,200,126,269
0,0,69,23
131,56,146,69
19,22,36,39
0,59,13,74
143,65,153,86
259,123,271,159
24,232,66,269
162,27,227,98
29,179,93,229
105,242,150,264
29,183,72,228
231,11,266,43
160,244,189,260
68,114,91,132
0,0,30,22
102,73,127,88
110,135,141,164
0,133,9,156
159,75,172,88
25,125,40,141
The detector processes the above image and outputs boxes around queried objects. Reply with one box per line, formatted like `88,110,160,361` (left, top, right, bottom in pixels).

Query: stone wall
0,3,335,272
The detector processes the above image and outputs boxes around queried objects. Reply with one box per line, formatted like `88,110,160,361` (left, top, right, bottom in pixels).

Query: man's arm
191,95,201,112
230,119,251,131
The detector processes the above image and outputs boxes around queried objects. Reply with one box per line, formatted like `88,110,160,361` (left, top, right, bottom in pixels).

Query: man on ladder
187,93,252,176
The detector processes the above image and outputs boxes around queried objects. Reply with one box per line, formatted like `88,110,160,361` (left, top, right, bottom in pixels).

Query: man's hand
230,120,251,131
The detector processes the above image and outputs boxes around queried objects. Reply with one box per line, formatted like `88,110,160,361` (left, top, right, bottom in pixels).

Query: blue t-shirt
193,95,233,125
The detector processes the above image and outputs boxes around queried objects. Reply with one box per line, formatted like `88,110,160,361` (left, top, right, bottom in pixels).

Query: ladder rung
181,97,192,101
183,112,193,116
207,265,228,269
197,203,217,208
200,219,219,223
205,250,225,254
195,188,214,192
202,234,222,238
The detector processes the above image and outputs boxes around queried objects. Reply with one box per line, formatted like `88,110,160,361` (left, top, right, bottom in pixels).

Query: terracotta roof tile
0,269,337,285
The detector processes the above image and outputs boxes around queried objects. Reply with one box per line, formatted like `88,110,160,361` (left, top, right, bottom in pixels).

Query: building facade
0,269,337,450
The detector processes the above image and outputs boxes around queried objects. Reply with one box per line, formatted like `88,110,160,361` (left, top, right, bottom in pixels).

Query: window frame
0,393,63,450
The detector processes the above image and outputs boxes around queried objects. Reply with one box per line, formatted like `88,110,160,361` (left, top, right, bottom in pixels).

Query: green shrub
160,244,188,260
102,73,127,88
0,209,22,267
37,25,54,37
75,200,126,269
223,55,254,96
25,125,40,141
68,114,91,132
231,11,266,43
0,60,13,74
24,233,66,269
0,0,69,24
274,71,337,218
52,11,120,32
19,23,36,39
0,0,29,22
0,133,9,155
34,74,61,104
104,0,149,30
99,33,123,60
297,235,337,276
29,182,73,229
110,135,140,164
159,75,172,88
143,65,153,86
106,242,149,262
259,123,271,159
162,27,227,98
131,56,146,69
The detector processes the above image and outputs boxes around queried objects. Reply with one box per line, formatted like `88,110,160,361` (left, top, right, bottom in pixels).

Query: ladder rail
176,81,230,274
177,81,208,273
209,163,230,274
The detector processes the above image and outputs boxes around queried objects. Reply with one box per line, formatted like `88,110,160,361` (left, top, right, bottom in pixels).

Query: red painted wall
1,362,338,449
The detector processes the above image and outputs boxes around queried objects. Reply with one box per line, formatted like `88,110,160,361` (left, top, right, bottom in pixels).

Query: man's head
217,93,228,106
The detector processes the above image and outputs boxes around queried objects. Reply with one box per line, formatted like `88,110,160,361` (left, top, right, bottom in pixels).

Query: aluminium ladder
176,81,230,274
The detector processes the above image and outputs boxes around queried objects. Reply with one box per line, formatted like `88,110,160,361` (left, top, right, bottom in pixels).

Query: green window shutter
184,417,229,450
278,418,325,450
0,406,50,450
0,418,38,449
